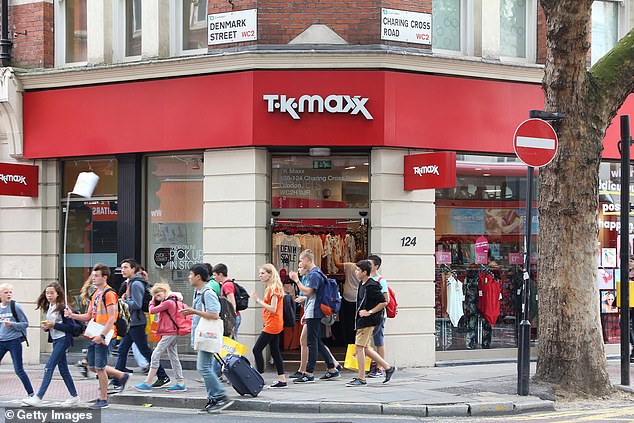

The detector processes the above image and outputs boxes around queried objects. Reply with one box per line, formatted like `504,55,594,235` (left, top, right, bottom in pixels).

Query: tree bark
535,0,634,397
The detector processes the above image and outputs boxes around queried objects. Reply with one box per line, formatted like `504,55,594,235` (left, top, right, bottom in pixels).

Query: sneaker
367,369,384,378
195,377,205,383
166,384,188,392
60,396,81,407
133,382,153,392
151,376,171,388
78,363,88,378
293,373,315,383
89,399,109,409
319,370,341,380
270,381,287,388
336,364,343,372
383,366,396,384
116,372,130,393
203,396,235,413
122,368,134,373
289,371,304,379
140,366,149,375
22,396,43,407
346,378,367,387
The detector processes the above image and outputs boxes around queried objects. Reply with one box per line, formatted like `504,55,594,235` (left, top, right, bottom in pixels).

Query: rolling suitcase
215,353,264,397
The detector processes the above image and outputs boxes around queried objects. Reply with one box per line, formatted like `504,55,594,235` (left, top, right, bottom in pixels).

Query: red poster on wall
0,162,38,197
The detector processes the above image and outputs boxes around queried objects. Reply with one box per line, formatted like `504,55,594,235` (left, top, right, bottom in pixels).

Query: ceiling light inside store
363,162,369,166
485,189,501,193
309,148,331,157
483,173,491,177
345,166,356,170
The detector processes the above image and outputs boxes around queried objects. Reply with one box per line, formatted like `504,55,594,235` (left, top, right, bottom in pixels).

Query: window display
435,155,539,350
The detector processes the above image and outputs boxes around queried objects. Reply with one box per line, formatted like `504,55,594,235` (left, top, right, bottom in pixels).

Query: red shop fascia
22,69,633,159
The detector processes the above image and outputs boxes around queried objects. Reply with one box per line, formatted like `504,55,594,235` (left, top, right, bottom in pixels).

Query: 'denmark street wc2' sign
208,9,257,45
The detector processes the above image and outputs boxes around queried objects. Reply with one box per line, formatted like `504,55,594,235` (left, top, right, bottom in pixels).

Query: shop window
499,0,537,62
55,0,88,66
591,1,624,65
172,0,208,55
271,155,369,209
435,155,539,351
432,0,468,53
61,159,118,351
146,155,203,353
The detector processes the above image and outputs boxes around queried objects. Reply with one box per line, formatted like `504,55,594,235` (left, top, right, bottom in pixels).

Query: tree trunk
534,0,612,397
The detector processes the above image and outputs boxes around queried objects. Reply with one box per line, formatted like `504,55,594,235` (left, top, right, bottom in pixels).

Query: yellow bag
220,336,248,358
343,344,372,371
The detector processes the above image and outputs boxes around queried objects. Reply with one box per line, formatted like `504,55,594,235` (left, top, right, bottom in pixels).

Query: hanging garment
273,233,302,274
446,275,465,327
478,272,501,327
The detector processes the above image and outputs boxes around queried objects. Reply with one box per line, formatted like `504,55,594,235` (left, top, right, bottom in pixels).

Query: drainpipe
0,0,12,67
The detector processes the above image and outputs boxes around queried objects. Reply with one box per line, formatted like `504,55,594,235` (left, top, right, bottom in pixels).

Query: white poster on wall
208,9,257,46
380,8,431,45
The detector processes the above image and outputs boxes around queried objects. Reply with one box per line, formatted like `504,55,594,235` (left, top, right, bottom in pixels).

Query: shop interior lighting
309,147,331,157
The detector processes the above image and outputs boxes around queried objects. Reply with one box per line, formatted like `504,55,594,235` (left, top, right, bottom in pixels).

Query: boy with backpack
212,263,249,340
64,263,130,409
114,259,170,389
134,282,188,392
367,254,392,378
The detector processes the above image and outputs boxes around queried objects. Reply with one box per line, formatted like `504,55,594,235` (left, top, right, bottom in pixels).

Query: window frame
591,0,629,65
54,0,88,67
113,0,142,62
170,0,209,57
432,0,473,56
498,0,537,64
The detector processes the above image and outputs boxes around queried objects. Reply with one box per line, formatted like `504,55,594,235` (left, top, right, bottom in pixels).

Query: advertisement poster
597,268,614,290
601,248,617,268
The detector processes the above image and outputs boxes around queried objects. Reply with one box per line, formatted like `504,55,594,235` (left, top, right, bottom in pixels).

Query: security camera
272,211,280,217
359,211,368,217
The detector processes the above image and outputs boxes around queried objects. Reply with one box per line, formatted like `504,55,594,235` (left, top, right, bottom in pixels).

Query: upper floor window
432,0,463,52
499,0,536,62
172,0,208,55
55,0,87,66
125,0,142,57
591,0,623,65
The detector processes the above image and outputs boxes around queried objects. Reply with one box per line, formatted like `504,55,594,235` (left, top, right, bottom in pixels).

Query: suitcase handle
214,353,227,366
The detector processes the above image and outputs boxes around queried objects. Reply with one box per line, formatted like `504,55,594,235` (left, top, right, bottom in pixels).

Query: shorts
372,317,386,347
355,326,375,348
86,339,114,370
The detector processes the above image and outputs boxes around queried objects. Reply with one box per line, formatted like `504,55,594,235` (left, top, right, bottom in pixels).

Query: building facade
0,0,633,366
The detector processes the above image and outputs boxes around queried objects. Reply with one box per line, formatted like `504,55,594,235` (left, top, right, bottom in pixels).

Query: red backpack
378,277,398,318
165,296,192,336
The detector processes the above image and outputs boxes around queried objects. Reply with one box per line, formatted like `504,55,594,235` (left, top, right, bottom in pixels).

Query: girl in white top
23,282,79,407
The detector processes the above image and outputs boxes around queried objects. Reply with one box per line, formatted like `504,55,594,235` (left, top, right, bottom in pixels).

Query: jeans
234,314,242,340
341,298,357,345
252,331,284,375
305,318,335,374
37,336,77,398
132,343,148,368
87,339,114,370
372,317,386,347
115,325,167,379
0,337,34,395
197,350,226,400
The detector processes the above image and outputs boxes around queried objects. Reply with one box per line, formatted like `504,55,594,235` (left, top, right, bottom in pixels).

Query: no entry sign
513,118,558,167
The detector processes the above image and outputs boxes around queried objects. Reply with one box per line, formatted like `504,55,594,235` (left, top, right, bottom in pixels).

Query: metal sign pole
517,166,533,396
620,115,632,386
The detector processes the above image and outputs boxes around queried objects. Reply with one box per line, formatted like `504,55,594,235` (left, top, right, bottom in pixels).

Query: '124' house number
401,236,417,247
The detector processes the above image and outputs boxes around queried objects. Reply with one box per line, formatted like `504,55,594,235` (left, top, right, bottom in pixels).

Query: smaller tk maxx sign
208,9,257,46
381,8,431,45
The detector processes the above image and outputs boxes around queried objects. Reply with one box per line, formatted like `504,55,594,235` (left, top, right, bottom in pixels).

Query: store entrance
271,217,368,364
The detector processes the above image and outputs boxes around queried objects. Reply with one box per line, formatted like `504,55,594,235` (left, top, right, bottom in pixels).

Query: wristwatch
368,310,373,314
99,334,106,340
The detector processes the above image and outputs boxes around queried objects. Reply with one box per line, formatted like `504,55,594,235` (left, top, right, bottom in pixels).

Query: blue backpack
316,269,342,317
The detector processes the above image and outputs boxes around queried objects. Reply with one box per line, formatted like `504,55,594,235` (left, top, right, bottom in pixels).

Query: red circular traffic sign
513,118,558,167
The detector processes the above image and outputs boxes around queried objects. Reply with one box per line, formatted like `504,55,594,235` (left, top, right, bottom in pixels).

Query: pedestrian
64,263,130,409
0,283,34,401
367,254,389,377
212,263,241,339
251,263,287,388
204,263,222,297
134,282,187,392
334,251,362,345
289,263,342,379
346,260,396,387
23,282,79,407
114,259,170,388
181,263,233,413
76,276,96,378
117,269,150,374
292,249,341,383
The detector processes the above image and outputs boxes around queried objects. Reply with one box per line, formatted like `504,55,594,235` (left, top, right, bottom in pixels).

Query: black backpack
219,297,237,337
282,293,296,328
140,280,152,313
102,288,130,337
228,279,250,311
9,300,28,346
66,306,86,337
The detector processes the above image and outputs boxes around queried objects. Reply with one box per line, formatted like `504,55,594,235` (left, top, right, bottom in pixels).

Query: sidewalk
2,359,633,418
